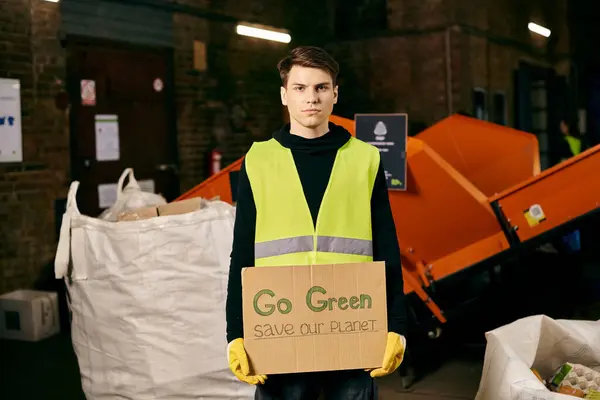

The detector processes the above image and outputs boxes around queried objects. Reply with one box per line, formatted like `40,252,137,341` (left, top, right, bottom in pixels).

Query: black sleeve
226,158,256,343
371,161,408,337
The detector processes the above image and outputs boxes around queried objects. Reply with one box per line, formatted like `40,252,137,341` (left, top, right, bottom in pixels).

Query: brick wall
454,0,571,125
327,32,452,128
326,0,454,127
387,0,453,30
0,0,290,293
0,0,68,294
174,0,288,192
172,3,211,193
327,0,570,129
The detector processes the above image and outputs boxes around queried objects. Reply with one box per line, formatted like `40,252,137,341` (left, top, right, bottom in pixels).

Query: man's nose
306,88,319,103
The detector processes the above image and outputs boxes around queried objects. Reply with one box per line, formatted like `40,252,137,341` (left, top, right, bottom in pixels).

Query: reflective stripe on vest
245,135,380,267
254,235,373,259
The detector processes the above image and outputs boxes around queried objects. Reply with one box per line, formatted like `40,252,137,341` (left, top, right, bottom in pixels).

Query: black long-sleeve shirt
225,122,407,342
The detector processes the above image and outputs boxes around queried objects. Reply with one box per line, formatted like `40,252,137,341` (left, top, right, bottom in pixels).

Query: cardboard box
0,290,60,341
117,198,204,221
242,262,388,375
158,197,203,216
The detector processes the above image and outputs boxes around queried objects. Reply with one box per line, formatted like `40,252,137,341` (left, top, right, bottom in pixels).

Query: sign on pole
355,113,408,190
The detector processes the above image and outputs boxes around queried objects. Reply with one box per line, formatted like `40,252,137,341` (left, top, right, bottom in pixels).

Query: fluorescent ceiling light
236,24,291,43
44,0,60,2
528,22,551,37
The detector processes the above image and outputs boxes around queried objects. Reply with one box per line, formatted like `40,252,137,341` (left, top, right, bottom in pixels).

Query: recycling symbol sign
355,113,408,190
374,121,387,141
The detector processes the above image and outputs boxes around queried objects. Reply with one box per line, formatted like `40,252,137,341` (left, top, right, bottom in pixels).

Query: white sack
55,181,254,400
475,315,600,400
99,168,167,221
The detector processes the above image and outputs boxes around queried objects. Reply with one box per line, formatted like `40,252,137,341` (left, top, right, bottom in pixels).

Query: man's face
281,66,338,129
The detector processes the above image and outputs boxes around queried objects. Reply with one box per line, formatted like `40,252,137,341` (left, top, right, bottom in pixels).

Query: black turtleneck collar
273,122,351,154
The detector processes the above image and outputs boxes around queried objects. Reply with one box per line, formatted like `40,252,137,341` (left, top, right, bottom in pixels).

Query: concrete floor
1,334,85,400
0,332,484,399
378,359,483,399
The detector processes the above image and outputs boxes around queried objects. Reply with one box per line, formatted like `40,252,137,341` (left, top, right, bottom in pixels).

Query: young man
226,46,408,399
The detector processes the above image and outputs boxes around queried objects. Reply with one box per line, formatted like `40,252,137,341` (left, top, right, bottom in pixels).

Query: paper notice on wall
98,183,118,209
95,115,120,161
0,78,23,163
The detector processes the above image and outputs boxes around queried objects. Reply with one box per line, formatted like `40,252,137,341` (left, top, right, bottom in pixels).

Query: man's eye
294,87,304,91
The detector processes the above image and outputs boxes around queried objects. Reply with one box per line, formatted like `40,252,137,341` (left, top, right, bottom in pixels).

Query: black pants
255,370,377,400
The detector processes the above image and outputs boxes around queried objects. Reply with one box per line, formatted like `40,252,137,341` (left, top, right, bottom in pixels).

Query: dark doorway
514,62,570,169
67,39,179,217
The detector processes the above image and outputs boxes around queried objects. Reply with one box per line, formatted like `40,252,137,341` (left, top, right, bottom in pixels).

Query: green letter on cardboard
306,286,328,312
254,289,276,316
254,289,293,316
306,286,373,312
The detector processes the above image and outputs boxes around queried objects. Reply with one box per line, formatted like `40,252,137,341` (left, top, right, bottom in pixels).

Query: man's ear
280,86,287,106
333,85,339,105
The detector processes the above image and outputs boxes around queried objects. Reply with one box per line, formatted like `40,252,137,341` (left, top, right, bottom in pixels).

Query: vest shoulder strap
247,138,281,157
245,138,284,170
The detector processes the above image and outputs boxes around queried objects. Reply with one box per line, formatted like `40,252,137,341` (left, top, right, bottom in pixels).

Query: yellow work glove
368,332,407,378
227,338,267,385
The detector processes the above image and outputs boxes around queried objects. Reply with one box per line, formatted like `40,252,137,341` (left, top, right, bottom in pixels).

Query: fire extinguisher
210,148,222,176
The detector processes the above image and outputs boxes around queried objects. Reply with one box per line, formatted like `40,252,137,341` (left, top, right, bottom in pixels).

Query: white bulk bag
54,181,254,400
475,315,600,400
99,168,167,221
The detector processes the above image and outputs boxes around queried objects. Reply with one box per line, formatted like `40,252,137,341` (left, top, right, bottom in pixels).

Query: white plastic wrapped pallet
54,180,254,399
475,315,600,400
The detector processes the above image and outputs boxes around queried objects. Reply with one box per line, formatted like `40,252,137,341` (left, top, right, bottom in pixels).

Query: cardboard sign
355,113,408,190
242,262,388,375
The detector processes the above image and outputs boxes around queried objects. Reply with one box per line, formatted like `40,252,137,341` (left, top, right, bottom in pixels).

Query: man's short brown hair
277,46,340,88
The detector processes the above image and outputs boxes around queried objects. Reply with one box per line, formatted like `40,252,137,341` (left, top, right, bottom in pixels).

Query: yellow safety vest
561,136,582,162
565,135,582,156
245,136,380,267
